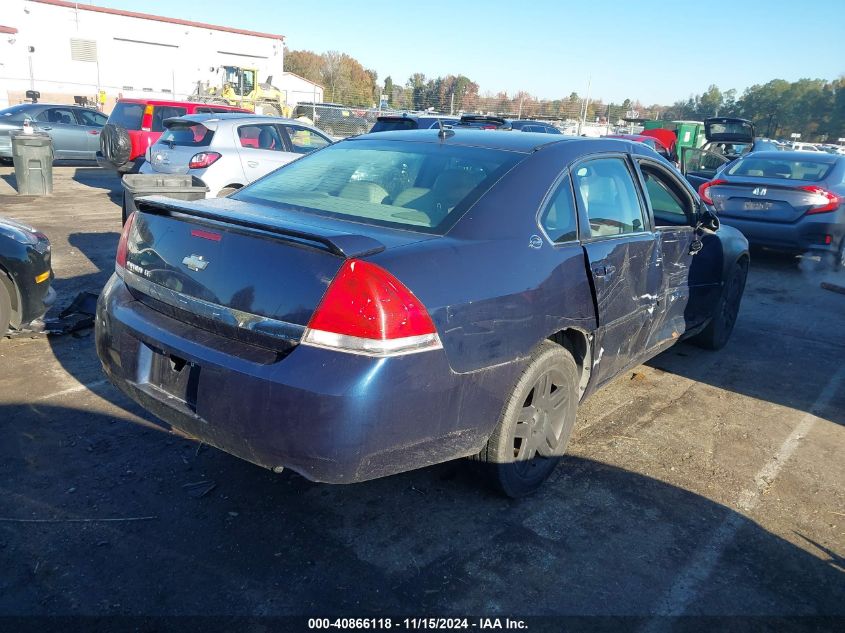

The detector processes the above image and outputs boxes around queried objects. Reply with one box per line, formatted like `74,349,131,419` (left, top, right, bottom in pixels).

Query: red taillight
140,104,154,132
799,185,840,214
188,152,222,169
115,211,136,274
698,179,726,205
302,259,441,357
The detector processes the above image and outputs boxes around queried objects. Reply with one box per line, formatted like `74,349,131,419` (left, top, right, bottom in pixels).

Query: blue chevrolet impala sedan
96,130,749,496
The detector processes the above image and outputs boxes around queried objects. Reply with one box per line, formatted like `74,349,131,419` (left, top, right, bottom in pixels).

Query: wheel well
223,183,243,190
548,328,592,398
0,265,21,327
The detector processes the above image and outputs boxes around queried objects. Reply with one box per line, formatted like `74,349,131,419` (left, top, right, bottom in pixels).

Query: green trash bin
121,173,209,224
11,132,54,195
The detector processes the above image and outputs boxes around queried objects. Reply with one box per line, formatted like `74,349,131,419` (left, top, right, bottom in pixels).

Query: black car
454,115,561,134
0,216,54,334
292,102,370,137
681,117,780,190
370,114,460,133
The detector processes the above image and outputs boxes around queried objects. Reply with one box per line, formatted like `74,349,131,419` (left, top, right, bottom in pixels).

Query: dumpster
121,174,209,224
11,132,54,195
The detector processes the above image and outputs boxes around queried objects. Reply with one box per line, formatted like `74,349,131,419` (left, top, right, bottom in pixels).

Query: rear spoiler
135,197,386,259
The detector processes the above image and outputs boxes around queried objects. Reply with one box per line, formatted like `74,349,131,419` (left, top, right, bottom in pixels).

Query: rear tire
260,103,280,117
0,278,12,337
693,258,747,350
100,124,132,171
477,341,579,498
217,185,241,198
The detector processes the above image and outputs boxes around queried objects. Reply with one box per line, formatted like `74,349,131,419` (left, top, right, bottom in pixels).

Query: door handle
592,264,616,277
40,126,52,130
689,239,703,255
247,161,259,168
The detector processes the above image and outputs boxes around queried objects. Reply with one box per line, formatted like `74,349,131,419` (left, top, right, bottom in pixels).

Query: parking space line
34,379,108,402
645,364,845,623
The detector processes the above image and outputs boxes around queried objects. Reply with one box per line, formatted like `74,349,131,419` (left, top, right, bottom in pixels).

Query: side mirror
697,205,720,232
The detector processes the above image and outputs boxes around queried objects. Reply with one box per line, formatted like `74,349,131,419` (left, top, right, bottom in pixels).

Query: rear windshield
708,120,753,138
108,102,144,130
0,104,35,121
234,138,524,234
152,106,187,132
159,123,214,147
727,157,834,182
370,118,419,133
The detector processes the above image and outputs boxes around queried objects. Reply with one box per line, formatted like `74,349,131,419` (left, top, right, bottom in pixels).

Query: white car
139,113,332,197
791,142,821,153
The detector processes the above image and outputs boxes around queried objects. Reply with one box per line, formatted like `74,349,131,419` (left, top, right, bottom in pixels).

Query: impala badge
183,254,209,272
752,187,767,196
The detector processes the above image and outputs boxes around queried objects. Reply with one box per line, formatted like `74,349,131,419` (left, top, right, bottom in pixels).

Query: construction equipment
191,66,291,117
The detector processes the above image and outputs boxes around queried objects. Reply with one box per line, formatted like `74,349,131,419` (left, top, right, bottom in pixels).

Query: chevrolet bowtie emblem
182,254,209,272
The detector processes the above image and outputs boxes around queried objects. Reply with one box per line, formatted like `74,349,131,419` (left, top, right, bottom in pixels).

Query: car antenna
437,119,454,140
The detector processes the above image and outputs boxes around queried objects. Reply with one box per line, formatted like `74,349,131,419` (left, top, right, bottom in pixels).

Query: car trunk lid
704,117,755,144
709,179,833,223
121,196,435,348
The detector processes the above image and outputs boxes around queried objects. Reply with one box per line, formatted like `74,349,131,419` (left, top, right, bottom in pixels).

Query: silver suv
139,113,332,197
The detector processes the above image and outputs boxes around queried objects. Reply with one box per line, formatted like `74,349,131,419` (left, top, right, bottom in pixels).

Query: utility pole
578,75,591,135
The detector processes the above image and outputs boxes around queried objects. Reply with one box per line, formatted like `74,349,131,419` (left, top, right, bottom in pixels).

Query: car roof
350,128,587,152
164,113,312,130
744,150,840,163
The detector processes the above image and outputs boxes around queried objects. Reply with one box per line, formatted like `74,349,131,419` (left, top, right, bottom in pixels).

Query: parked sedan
97,131,747,497
699,151,844,267
138,113,332,198
0,103,107,161
606,134,673,161
0,215,54,334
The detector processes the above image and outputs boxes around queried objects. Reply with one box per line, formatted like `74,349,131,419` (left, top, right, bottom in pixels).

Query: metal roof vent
70,38,98,62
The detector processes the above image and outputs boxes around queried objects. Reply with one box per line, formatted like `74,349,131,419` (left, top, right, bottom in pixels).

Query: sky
86,0,844,105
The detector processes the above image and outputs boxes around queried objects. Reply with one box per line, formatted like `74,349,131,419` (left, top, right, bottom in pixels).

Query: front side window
540,175,577,243
238,124,284,151
234,139,524,234
282,124,331,154
572,157,646,238
638,163,693,226
76,110,107,126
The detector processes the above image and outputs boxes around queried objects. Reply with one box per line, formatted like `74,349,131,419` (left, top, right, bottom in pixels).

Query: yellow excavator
191,66,291,117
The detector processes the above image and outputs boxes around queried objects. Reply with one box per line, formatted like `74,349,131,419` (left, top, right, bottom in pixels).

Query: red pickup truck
97,98,250,173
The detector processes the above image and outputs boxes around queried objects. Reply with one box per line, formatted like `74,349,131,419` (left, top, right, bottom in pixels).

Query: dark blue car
700,151,844,267
96,131,749,496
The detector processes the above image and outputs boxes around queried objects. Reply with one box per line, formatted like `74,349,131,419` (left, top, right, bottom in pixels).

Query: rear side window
572,157,646,238
152,106,187,132
108,102,144,129
727,157,834,182
159,123,214,147
540,176,577,243
235,139,524,234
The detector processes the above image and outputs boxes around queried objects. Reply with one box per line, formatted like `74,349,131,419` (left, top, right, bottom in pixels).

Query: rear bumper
95,275,515,483
720,215,844,253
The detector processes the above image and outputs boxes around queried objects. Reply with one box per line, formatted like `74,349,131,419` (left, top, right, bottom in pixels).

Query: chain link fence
287,87,653,139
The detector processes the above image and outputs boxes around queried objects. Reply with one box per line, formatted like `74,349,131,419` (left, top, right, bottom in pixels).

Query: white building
0,0,323,111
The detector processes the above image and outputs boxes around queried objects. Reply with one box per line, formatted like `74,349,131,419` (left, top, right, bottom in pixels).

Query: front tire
693,258,747,350
260,103,280,117
477,341,579,497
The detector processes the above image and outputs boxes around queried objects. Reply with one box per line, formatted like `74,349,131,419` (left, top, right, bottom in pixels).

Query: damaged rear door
572,156,661,384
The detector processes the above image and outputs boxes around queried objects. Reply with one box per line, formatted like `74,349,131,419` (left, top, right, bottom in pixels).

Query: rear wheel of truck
477,341,579,498
260,103,280,117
